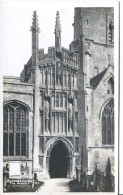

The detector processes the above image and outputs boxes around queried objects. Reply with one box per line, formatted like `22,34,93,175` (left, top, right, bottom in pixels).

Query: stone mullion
8,107,9,156
106,116,107,144
54,113,56,133
26,110,28,157
58,113,59,133
19,108,21,156
111,113,113,145
20,131,22,156
14,108,16,157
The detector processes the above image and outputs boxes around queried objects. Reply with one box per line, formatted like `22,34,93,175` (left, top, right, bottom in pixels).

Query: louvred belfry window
102,98,114,145
3,103,28,157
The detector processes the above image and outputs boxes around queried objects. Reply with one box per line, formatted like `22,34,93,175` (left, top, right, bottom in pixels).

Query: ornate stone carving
45,101,49,132
68,103,73,132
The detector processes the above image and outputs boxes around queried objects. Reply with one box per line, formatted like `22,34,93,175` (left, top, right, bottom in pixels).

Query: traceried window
102,98,114,145
3,103,28,157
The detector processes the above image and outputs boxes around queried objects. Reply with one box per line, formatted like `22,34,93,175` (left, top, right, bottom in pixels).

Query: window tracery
102,98,114,145
3,104,28,157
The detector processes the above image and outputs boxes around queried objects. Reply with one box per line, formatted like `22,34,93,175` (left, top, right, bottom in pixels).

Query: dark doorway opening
49,142,68,178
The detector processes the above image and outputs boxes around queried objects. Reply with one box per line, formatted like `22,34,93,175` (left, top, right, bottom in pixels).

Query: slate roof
90,68,108,88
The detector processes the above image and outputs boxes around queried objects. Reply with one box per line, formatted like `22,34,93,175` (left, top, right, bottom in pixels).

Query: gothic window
102,98,114,145
108,77,114,94
3,104,28,157
94,67,98,76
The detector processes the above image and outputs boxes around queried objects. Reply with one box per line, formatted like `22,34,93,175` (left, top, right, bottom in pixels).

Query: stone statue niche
68,102,73,132
45,99,50,132
56,60,61,85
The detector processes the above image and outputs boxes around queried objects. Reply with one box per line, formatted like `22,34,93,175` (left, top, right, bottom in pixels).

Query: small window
108,90,110,94
94,67,98,76
87,106,88,111
86,20,88,25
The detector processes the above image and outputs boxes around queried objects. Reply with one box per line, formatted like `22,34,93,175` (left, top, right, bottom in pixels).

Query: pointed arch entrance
49,141,68,178
45,137,74,178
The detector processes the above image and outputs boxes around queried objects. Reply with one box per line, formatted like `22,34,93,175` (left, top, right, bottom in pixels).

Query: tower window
86,20,88,25
94,67,98,76
107,90,110,94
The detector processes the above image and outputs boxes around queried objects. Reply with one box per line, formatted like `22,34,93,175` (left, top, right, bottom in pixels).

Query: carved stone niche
68,98,73,133
39,137,44,154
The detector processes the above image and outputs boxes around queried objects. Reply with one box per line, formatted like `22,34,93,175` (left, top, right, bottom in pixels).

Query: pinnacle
55,11,61,32
31,11,40,31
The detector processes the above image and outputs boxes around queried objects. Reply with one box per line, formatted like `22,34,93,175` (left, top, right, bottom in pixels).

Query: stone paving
37,178,71,193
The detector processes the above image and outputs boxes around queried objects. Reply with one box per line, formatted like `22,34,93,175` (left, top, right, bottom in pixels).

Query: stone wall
74,7,114,44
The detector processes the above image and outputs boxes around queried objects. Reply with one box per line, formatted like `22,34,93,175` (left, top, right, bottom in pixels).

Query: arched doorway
49,141,68,178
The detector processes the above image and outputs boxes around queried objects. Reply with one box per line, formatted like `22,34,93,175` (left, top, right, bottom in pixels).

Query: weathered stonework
3,8,114,181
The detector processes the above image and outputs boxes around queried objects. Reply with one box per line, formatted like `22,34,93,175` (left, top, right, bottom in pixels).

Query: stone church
3,8,114,180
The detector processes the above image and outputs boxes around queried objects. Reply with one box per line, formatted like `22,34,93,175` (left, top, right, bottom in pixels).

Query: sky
0,0,118,77
0,0,75,76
